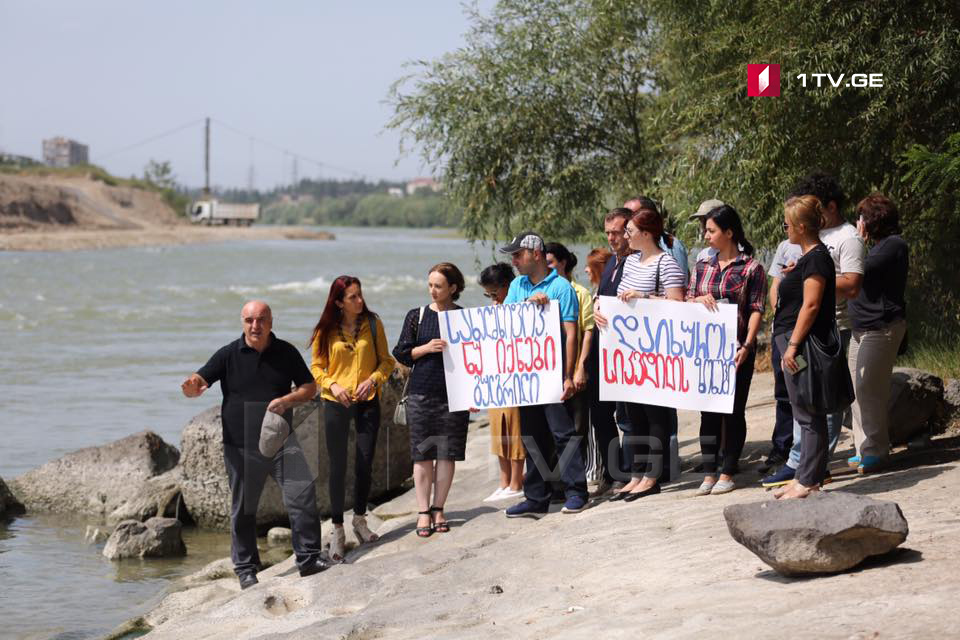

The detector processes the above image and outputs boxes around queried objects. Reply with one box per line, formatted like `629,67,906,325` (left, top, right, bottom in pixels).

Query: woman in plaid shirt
687,204,767,496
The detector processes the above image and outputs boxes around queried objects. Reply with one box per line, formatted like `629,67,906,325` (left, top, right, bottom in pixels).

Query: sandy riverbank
123,372,960,639
0,225,334,252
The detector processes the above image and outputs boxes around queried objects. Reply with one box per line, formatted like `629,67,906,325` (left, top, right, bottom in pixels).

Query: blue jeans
519,400,588,505
785,329,851,470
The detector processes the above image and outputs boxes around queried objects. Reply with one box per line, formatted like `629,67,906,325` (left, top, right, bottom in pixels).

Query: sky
0,1,493,190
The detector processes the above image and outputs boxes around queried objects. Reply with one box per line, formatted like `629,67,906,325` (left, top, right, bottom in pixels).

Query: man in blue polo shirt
499,231,589,517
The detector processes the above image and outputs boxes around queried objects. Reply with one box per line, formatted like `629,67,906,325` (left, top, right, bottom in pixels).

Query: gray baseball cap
498,230,545,254
259,410,291,458
689,199,725,220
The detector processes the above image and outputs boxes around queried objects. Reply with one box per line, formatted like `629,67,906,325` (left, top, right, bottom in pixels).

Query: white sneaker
497,488,525,500
482,487,507,502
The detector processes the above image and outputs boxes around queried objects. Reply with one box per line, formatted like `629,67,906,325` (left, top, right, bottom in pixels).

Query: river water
0,227,544,639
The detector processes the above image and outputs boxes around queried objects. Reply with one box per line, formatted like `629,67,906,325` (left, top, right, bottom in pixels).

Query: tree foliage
389,0,659,242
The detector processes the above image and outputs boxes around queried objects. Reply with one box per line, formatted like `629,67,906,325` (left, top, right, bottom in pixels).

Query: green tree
389,0,659,242
143,159,177,190
649,0,960,245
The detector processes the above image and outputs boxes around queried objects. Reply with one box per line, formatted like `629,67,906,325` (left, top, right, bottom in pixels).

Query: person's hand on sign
561,377,576,401
694,294,719,312
526,293,550,306
330,382,353,408
352,377,375,403
618,289,646,302
594,310,608,329
423,338,447,353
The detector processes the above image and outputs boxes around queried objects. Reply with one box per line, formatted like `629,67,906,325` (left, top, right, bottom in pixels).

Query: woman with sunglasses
310,276,395,561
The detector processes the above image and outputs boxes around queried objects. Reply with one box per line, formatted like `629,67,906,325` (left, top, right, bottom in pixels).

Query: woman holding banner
596,207,686,501
687,205,766,496
393,263,471,536
478,263,525,502
310,276,396,561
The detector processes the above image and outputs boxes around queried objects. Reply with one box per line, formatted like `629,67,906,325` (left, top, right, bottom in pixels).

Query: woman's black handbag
795,325,855,415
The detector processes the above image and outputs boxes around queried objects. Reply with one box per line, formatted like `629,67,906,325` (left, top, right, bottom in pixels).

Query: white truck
188,199,259,226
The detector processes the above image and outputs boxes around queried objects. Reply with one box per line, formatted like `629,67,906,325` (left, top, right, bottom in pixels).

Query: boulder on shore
943,378,960,419
10,430,179,517
723,491,908,577
180,369,412,531
103,517,186,560
887,368,945,444
0,476,25,518
107,467,186,525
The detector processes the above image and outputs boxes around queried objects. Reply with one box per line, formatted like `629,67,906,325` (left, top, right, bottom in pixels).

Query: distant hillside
0,168,184,231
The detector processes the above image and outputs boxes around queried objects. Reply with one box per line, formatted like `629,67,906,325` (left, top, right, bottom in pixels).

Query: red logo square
748,64,780,96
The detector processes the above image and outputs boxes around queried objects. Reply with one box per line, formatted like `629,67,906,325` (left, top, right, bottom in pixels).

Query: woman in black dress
393,262,470,537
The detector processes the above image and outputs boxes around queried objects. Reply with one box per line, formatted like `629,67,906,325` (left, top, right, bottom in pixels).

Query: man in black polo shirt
181,300,328,589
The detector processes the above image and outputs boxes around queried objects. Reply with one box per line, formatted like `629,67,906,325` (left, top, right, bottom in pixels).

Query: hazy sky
0,1,492,189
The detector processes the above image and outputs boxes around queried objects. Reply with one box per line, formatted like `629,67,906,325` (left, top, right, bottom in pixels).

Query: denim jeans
785,328,851,470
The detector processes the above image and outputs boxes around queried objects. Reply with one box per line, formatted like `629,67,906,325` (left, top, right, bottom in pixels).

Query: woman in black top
392,262,470,537
847,194,908,473
773,195,837,499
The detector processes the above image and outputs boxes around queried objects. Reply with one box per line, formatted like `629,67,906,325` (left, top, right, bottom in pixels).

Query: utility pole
204,117,211,196
292,156,299,190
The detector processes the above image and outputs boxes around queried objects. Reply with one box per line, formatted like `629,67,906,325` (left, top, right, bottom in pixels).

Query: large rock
10,430,179,516
944,378,960,419
0,476,25,518
103,517,186,560
723,492,908,576
180,370,412,530
107,467,186,525
887,368,945,444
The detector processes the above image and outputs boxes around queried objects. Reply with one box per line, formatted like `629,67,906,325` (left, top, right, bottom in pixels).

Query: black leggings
699,351,756,476
323,398,380,524
623,402,672,481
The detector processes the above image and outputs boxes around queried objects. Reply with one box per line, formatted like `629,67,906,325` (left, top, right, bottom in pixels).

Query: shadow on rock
754,547,924,583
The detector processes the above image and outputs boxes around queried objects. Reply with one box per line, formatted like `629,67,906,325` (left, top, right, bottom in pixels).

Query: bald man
182,300,328,589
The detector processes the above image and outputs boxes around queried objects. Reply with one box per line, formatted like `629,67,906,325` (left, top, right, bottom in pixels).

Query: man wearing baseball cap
497,231,589,517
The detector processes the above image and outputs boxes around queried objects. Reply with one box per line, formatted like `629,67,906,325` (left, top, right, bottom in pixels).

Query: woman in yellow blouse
310,276,395,561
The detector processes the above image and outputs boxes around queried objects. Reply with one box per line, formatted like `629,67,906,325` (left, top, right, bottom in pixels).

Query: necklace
338,320,362,351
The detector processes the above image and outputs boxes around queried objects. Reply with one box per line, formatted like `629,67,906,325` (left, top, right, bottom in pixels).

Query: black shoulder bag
795,323,855,415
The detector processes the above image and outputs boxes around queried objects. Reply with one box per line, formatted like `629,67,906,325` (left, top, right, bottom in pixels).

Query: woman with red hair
310,276,395,561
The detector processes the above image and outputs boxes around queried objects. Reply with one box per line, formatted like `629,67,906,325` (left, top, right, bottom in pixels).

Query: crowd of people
181,171,910,588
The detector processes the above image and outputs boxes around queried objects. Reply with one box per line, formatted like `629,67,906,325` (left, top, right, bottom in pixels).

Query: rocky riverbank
90,371,960,639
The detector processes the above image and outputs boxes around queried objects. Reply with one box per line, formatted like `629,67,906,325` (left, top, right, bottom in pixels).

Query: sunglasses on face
782,222,790,231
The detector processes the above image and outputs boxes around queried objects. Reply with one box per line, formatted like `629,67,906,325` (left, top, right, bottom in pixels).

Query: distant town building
43,137,89,168
405,177,441,196
387,187,405,198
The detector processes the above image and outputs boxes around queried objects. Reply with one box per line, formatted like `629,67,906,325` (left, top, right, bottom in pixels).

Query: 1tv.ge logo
748,64,780,96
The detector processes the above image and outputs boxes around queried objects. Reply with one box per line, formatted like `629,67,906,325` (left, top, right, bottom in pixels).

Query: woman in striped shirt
596,207,685,501
687,204,766,496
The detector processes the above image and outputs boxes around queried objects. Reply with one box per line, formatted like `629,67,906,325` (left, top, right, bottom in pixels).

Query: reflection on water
0,512,232,639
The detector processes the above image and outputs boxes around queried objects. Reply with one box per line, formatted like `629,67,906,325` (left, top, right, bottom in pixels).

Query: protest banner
438,301,564,411
597,295,738,413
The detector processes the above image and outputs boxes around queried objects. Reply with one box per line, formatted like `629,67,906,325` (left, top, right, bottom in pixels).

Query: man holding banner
499,231,590,518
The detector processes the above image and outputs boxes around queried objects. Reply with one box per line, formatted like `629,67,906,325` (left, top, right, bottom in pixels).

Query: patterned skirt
406,394,470,461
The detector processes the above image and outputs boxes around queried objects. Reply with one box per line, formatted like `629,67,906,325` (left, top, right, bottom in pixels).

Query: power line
211,118,365,179
95,118,206,161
